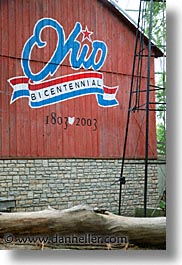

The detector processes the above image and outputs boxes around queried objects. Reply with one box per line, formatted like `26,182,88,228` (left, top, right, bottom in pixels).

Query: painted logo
8,18,119,108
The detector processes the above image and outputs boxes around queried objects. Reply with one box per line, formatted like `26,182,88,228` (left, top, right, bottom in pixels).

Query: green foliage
157,122,166,156
156,72,166,120
145,1,166,158
145,1,166,48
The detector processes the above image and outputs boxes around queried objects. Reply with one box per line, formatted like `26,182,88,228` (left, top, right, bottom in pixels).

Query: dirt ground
0,241,165,250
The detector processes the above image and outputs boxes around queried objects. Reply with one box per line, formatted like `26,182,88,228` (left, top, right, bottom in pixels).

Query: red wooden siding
0,0,157,159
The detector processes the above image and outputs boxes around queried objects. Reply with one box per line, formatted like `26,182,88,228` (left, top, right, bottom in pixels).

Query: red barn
0,0,162,159
0,0,164,217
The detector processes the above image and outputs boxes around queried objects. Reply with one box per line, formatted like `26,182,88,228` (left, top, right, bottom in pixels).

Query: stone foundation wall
0,159,159,216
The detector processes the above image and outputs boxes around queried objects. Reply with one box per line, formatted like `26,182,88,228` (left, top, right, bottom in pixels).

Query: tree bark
0,205,166,248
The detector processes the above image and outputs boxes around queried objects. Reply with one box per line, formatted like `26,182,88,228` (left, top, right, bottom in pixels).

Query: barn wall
0,0,160,215
0,158,159,216
0,0,157,159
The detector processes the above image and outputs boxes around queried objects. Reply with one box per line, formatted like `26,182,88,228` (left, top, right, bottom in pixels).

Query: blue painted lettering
21,18,108,82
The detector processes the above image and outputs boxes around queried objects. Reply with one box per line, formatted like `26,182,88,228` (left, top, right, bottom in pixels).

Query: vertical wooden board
28,0,38,157
0,56,3,157
41,2,55,157
0,0,2,55
149,80,157,158
95,0,108,157
0,92,9,159
14,0,23,60
50,0,62,158
0,2,9,157
20,0,28,157
149,55,157,158
103,73,114,157
111,15,120,74
1,0,8,56
98,72,110,157
65,0,86,158
8,0,18,157
14,1,23,157
78,0,94,157
104,4,112,73
0,77,2,156
20,0,31,157
112,73,121,157
9,58,17,157
123,28,128,76
8,0,16,58
34,5,44,158
1,57,10,157
127,74,145,158
80,0,91,157
56,3,69,157
0,0,3,156
39,0,49,157
90,0,99,157
110,75,118,158
117,74,132,157
114,74,125,158
125,28,135,76
59,0,72,157
57,68,69,157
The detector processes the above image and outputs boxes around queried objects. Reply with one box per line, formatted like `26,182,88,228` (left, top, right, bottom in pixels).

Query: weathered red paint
0,0,159,159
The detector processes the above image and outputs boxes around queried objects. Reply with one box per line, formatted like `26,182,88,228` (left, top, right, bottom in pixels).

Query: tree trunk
0,205,166,248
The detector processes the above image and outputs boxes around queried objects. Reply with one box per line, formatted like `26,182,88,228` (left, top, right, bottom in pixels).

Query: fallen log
0,205,166,248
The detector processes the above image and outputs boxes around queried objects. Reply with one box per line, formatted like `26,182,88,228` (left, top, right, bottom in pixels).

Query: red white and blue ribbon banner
8,71,118,108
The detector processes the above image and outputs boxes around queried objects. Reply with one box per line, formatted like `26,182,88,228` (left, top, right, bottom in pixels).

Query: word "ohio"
21,18,108,82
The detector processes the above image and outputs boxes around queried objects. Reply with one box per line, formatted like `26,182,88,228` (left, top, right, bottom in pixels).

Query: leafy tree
145,1,166,47
145,1,166,158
